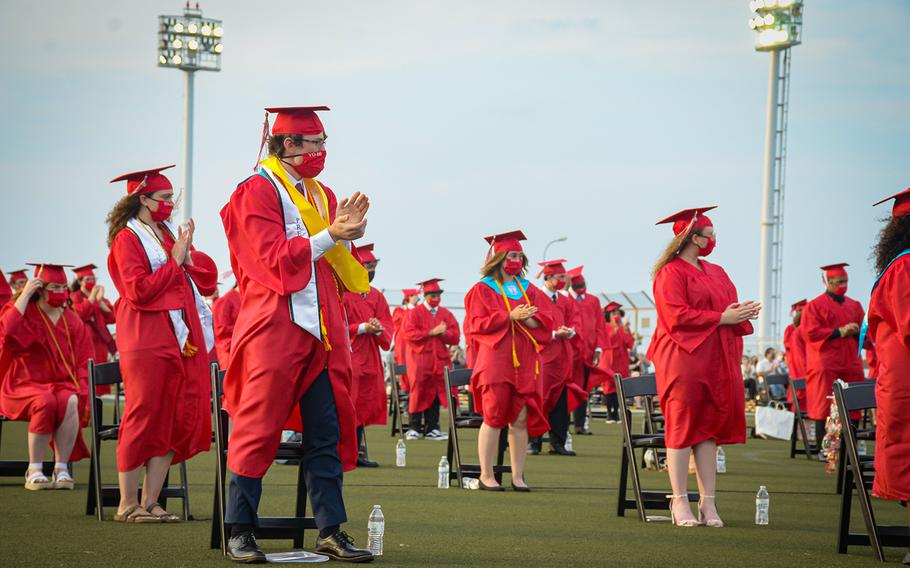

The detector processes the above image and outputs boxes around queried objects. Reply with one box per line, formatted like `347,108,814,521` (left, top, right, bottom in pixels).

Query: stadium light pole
749,0,803,351
157,2,223,224
542,237,567,261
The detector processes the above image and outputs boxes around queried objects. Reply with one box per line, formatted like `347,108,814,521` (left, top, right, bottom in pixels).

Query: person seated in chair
0,264,92,491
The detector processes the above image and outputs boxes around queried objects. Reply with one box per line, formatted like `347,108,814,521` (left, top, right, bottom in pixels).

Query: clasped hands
838,322,860,337
720,301,762,326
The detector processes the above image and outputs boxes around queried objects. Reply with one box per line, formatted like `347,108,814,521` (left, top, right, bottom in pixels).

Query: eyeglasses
300,137,327,149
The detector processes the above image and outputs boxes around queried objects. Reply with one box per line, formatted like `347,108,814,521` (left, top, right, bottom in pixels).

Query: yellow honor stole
493,279,541,378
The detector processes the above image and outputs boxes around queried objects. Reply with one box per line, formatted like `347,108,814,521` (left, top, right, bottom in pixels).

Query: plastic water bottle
566,433,574,452
755,486,769,525
716,446,727,473
461,477,480,490
437,456,450,489
857,440,867,456
583,416,590,431
367,505,384,556
396,439,406,467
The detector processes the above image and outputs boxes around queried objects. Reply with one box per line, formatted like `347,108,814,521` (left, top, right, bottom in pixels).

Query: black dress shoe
478,479,505,491
548,446,577,456
226,532,267,564
511,481,532,492
575,428,593,436
357,454,380,468
315,530,374,563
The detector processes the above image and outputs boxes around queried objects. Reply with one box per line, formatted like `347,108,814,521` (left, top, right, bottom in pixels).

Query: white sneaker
405,429,421,440
424,429,448,440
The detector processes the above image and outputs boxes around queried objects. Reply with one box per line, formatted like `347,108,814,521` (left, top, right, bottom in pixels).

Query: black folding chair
388,357,410,438
0,416,55,478
615,373,696,521
443,367,510,488
834,380,909,562
86,359,190,521
210,362,317,554
758,373,791,405
787,378,817,460
836,379,876,496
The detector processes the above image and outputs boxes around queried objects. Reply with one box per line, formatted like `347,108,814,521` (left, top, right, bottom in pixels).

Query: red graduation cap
110,165,175,195
418,278,444,294
790,298,808,312
354,243,377,264
656,206,717,236
566,265,584,280
873,187,910,218
821,262,849,280
604,301,623,313
73,264,97,278
536,258,567,279
27,263,73,285
483,230,527,256
7,269,27,282
402,288,420,299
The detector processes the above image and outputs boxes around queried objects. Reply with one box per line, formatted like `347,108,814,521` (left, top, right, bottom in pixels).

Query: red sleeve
342,294,362,338
0,304,41,352
70,292,95,322
524,285,554,346
220,176,315,295
802,300,835,344
374,291,394,351
109,230,186,311
403,306,431,343
185,249,219,297
0,274,10,305
442,309,461,346
101,298,116,324
653,264,722,353
464,285,511,343
214,292,239,350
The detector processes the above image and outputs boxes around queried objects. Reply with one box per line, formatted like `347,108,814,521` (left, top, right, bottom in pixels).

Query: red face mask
503,259,523,275
426,296,441,308
83,280,96,292
612,314,622,323
572,280,586,295
698,236,716,257
148,198,174,223
833,284,848,296
553,279,566,291
285,151,326,179
46,289,68,307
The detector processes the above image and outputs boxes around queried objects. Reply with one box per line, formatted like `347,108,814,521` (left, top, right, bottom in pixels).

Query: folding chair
836,379,876,496
86,359,191,521
834,380,909,562
388,357,410,438
787,378,817,460
0,416,55,478
443,367,510,488
758,373,790,405
210,362,318,554
615,373,696,521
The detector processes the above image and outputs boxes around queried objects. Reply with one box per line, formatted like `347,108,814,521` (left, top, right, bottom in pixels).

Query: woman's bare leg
508,406,529,487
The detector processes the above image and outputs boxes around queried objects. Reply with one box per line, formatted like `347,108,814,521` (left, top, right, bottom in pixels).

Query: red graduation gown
570,293,610,395
343,287,393,427
213,287,240,370
868,255,910,501
604,322,634,394
108,227,217,472
463,281,552,437
537,290,586,415
220,175,359,478
782,323,808,408
402,303,460,414
0,274,11,305
391,306,411,390
0,303,92,461
70,289,117,395
802,292,865,420
646,258,751,449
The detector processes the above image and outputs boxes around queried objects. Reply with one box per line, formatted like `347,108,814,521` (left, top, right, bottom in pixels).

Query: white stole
126,218,215,353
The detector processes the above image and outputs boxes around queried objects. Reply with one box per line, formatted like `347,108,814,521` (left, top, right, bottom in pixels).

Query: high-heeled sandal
698,495,724,528
667,494,699,527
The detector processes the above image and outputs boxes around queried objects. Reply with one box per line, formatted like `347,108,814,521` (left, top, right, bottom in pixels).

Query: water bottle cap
373,504,380,508
759,485,767,490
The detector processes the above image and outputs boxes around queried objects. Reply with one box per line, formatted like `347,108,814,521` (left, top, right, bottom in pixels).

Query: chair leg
293,461,308,549
160,470,170,511
85,454,97,516
494,428,508,485
92,438,105,521
616,443,629,517
837,463,854,554
180,461,191,521
211,479,222,550
836,442,846,495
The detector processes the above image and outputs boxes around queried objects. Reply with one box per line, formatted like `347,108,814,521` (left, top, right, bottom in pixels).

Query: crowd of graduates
0,103,907,564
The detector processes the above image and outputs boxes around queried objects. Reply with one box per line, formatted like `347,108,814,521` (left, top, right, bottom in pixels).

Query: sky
1,0,907,348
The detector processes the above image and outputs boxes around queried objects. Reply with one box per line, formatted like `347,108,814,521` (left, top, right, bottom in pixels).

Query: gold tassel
182,341,198,357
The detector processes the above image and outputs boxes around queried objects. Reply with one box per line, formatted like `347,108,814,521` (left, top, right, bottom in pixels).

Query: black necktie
552,294,557,303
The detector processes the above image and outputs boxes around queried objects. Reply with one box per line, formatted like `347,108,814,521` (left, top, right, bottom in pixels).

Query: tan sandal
113,505,160,523
146,502,180,523
24,469,52,491
52,469,75,490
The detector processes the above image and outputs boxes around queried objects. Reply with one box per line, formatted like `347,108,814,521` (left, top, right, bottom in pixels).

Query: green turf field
0,408,905,567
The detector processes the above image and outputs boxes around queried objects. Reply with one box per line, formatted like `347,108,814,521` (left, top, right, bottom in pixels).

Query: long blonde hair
651,231,692,279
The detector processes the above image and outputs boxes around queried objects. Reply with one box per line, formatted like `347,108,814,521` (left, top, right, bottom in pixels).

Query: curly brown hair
106,193,143,247
873,214,910,274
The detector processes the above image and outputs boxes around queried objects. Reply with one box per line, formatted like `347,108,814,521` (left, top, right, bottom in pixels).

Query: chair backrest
443,367,474,417
834,380,876,413
444,367,473,389
762,373,790,387
89,359,123,387
791,377,806,390
617,374,658,399
393,364,407,376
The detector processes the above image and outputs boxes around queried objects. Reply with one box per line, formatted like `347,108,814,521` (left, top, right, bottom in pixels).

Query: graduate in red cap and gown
7,269,28,296
802,262,865,439
463,231,553,491
391,288,420,392
342,243,393,467
69,264,117,393
601,300,634,423
402,278,460,440
566,265,608,435
107,164,217,523
0,264,92,491
867,188,910,553
220,106,373,562
0,270,11,305
529,259,585,456
212,272,241,370
646,207,759,527
782,299,809,409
